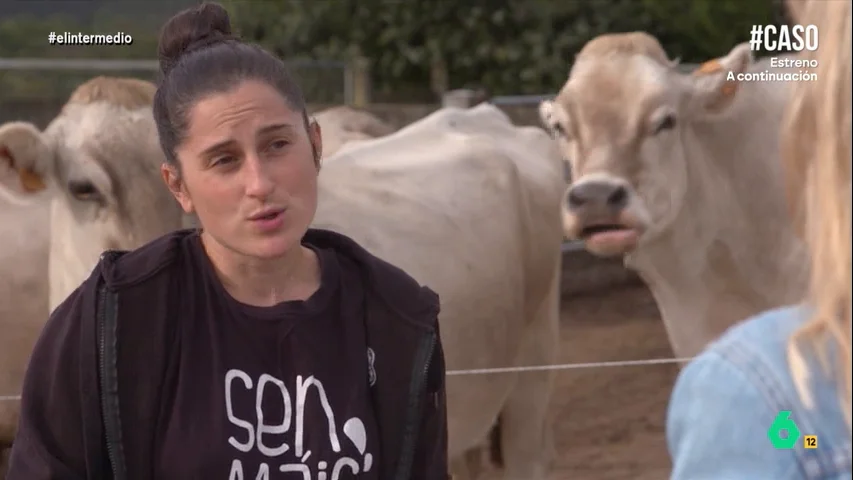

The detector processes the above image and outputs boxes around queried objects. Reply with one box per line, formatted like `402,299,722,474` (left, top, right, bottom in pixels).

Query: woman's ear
160,163,194,214
308,119,323,169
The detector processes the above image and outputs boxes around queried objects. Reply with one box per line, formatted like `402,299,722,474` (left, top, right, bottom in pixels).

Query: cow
0,194,50,479
312,103,565,479
0,76,187,472
537,31,809,359
311,100,546,478
311,105,397,158
310,103,509,478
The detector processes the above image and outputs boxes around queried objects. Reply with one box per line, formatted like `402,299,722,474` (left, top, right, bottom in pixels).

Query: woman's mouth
254,211,280,221
248,208,286,232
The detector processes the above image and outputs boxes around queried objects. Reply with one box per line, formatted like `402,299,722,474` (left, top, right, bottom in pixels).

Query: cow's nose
566,181,628,211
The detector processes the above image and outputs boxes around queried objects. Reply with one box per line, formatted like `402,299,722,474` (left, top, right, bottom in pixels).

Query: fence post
430,56,449,98
344,56,371,107
441,88,489,108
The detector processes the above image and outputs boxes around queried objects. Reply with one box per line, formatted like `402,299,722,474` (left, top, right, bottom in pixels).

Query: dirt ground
482,283,679,480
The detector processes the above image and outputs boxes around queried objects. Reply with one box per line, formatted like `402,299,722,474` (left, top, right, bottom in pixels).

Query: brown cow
538,32,810,359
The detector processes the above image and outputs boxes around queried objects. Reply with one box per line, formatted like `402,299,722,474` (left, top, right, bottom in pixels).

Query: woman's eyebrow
257,123,295,135
200,138,235,157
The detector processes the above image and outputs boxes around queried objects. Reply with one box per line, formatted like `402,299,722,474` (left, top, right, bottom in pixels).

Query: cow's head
0,76,185,308
539,32,753,257
312,106,397,158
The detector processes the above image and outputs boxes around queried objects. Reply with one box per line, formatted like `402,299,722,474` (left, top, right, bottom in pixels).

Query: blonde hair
782,0,852,425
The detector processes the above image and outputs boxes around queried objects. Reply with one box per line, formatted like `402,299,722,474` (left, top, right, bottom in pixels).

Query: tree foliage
228,0,787,102
0,1,788,104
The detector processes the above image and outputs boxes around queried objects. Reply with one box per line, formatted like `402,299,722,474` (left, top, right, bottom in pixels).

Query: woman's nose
243,154,275,199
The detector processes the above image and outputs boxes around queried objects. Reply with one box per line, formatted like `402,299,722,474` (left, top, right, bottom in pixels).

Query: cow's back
313,106,397,158
0,195,51,447
314,104,564,321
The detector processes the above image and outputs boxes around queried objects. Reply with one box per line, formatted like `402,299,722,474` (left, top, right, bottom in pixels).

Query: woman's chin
246,229,304,259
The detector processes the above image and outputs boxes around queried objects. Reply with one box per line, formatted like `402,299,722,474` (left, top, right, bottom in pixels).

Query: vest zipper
394,331,436,480
97,283,127,480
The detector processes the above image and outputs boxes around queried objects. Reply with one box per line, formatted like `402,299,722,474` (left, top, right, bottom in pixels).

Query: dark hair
154,2,309,166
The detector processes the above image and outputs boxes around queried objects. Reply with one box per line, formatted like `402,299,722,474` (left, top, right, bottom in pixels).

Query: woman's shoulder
675,306,811,403
713,304,810,354
701,305,837,412
668,305,852,478
98,228,199,288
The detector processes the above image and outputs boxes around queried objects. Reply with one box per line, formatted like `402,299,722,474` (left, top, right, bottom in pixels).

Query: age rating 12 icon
768,411,818,449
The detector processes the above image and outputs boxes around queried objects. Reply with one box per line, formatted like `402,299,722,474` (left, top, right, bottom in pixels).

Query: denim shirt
667,305,852,479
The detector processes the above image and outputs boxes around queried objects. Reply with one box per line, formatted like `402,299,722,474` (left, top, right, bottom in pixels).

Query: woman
666,0,851,478
6,3,449,479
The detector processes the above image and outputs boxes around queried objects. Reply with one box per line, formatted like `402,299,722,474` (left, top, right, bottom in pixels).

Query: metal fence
0,57,371,125
0,58,366,110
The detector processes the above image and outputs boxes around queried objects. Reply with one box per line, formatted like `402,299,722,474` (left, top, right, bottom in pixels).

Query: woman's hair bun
158,2,236,76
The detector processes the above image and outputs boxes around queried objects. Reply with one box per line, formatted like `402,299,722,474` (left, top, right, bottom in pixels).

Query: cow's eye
652,114,677,135
68,179,102,202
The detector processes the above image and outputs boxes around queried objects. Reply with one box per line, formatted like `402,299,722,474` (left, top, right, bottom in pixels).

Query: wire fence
0,356,693,402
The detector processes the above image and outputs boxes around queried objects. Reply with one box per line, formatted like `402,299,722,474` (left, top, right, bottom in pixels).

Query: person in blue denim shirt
666,0,852,478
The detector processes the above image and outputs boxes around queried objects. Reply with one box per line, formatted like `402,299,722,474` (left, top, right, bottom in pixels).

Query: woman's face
164,79,322,260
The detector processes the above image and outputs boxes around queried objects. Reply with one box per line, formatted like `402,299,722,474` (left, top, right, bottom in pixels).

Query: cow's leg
0,402,17,479
450,443,491,480
497,269,561,480
449,452,472,480
1,446,10,479
464,442,491,479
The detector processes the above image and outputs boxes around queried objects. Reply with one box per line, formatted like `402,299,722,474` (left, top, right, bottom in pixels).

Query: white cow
313,103,565,479
312,102,513,475
0,76,186,471
538,32,809,358
0,193,50,477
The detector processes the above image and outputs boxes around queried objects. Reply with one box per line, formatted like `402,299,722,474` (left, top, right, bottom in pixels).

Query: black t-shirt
154,235,380,479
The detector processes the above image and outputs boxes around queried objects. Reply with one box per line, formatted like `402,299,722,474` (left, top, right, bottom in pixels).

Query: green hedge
0,1,789,104
228,0,789,102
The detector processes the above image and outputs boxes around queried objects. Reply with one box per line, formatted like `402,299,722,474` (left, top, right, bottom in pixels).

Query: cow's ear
0,121,52,203
688,43,753,114
539,99,573,139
